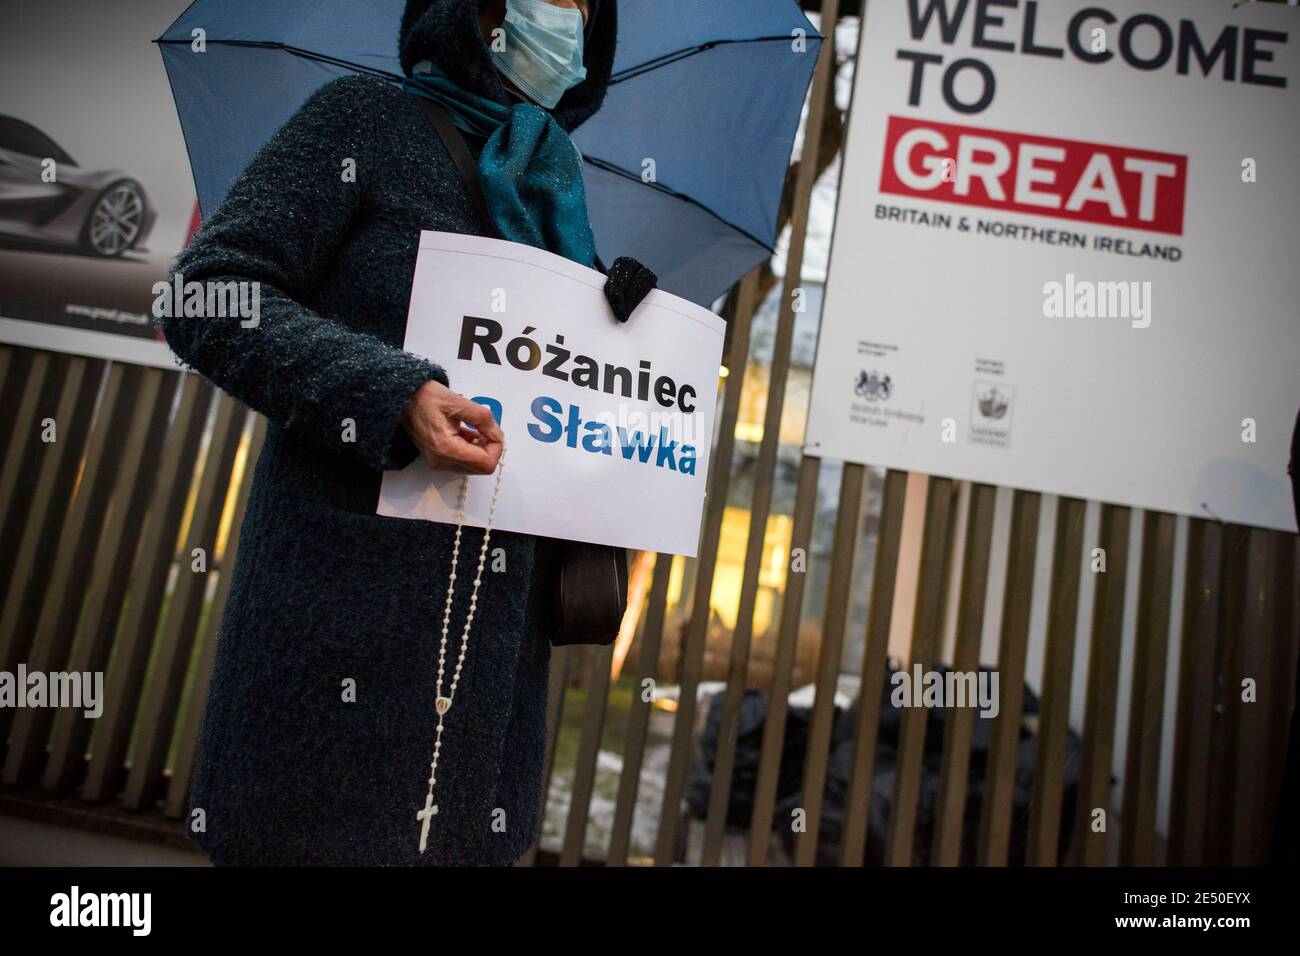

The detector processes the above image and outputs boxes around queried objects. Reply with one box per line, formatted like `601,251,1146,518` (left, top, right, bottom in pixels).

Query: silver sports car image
0,114,156,257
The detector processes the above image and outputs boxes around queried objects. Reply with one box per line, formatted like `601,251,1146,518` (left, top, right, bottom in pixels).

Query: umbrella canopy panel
575,34,819,304
161,43,355,222
159,0,820,305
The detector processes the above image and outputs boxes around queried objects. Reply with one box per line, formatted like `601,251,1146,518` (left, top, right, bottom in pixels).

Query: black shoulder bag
411,95,628,648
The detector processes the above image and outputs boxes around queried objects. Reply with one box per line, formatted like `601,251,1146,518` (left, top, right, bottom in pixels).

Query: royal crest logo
969,381,1015,450
854,369,892,401
976,386,1009,420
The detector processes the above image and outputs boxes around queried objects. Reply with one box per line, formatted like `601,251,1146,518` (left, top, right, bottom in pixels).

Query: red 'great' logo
880,115,1188,236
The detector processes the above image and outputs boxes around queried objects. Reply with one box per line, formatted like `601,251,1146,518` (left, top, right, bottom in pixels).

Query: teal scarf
403,69,596,267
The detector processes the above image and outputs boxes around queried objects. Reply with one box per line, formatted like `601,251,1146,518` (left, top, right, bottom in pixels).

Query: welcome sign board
805,0,1299,531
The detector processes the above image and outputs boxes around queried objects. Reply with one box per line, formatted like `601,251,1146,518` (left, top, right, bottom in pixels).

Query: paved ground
0,815,207,867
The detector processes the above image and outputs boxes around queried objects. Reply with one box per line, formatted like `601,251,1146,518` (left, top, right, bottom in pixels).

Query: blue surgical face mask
489,0,588,110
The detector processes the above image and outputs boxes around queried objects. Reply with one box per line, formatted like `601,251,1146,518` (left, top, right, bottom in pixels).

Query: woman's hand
401,380,504,475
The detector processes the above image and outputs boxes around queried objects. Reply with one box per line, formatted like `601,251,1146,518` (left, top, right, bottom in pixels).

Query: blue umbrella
157,0,821,306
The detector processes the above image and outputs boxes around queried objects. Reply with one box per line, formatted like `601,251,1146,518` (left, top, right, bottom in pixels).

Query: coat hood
399,0,617,133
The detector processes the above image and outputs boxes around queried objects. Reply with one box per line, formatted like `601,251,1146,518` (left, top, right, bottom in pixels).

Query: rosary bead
417,445,506,853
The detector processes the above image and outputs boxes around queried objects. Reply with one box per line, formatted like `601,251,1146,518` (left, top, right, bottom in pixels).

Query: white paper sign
378,232,725,556
805,0,1299,532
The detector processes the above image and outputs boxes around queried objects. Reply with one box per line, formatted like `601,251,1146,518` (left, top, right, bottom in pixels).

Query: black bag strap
411,92,608,276
411,94,496,238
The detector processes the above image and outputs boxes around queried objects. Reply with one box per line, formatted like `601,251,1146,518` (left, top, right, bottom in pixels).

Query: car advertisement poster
0,0,194,368
805,0,1299,532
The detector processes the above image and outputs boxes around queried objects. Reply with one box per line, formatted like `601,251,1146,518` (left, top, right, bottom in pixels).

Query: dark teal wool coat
160,0,618,866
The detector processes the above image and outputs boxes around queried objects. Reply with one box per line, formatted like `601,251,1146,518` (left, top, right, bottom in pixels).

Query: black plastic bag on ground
773,662,1081,866
685,689,825,828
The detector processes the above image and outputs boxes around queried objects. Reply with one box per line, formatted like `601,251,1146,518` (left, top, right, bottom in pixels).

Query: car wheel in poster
81,179,146,257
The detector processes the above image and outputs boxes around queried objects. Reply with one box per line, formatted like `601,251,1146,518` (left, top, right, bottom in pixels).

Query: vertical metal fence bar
121,396,247,811
1117,510,1175,865
839,468,907,866
791,462,866,866
0,345,13,399
1262,532,1299,842
976,490,1041,866
561,643,615,865
165,413,267,819
1074,504,1131,866
884,476,955,866
1229,528,1273,864
82,374,212,803
607,549,673,865
518,643,572,866
1204,523,1250,864
1025,496,1085,866
931,482,997,865
0,350,47,546
0,346,34,467
1166,518,1223,865
747,453,821,865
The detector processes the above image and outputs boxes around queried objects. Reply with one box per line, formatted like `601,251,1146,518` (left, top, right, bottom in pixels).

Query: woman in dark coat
160,0,627,866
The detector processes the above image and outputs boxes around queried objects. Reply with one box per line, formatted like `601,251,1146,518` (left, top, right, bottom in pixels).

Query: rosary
416,443,507,854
